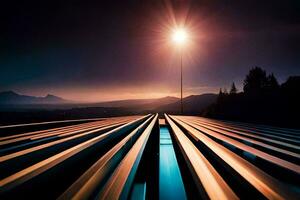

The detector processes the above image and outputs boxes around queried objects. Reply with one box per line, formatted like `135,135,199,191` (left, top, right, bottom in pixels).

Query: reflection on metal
130,182,146,200
165,114,238,200
0,114,299,199
159,126,187,200
98,114,158,200
59,115,155,200
169,115,300,200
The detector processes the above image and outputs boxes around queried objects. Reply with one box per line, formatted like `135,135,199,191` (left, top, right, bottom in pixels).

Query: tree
266,73,279,91
218,88,223,95
243,66,268,94
223,88,228,95
217,88,228,103
217,88,224,102
230,82,238,94
281,76,300,95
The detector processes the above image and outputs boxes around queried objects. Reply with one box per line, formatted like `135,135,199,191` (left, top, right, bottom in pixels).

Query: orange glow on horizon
16,84,219,103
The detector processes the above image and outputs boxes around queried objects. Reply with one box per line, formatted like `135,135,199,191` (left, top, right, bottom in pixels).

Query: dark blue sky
1,0,299,101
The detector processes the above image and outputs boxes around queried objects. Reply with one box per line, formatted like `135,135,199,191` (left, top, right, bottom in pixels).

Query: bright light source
172,28,188,45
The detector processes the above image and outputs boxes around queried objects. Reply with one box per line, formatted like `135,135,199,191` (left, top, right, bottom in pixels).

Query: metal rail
179,117,300,162
0,115,150,194
98,114,158,200
0,114,299,199
169,115,299,200
58,114,156,199
165,114,238,200
189,117,300,143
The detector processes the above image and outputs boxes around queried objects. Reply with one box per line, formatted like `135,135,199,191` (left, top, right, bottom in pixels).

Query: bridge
0,114,299,199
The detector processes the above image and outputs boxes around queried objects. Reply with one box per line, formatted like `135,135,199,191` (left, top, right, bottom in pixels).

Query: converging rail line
0,114,299,199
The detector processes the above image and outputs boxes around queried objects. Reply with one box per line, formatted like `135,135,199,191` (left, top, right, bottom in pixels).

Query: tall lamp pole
172,28,188,115
180,53,183,114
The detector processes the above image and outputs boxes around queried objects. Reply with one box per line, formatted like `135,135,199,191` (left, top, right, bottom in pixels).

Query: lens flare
172,28,188,45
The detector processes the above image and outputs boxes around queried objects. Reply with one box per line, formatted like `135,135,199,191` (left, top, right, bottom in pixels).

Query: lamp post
172,28,188,115
180,53,183,114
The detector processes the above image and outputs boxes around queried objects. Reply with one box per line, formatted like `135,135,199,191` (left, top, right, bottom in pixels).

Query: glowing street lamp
172,28,188,45
171,28,188,114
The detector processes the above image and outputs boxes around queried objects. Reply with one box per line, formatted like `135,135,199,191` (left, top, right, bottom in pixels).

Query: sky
1,0,300,102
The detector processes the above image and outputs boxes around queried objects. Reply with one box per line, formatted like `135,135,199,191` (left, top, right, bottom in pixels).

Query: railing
168,115,299,200
0,114,299,200
0,115,152,199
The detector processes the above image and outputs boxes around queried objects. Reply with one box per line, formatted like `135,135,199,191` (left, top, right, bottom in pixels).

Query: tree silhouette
223,88,228,95
281,76,300,95
204,66,300,128
230,82,238,94
217,88,224,103
266,73,279,91
218,88,223,96
243,66,268,94
282,76,300,90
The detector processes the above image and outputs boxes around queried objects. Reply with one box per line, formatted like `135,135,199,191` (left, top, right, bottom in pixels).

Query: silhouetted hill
0,93,219,125
0,91,69,105
91,96,179,109
156,93,218,114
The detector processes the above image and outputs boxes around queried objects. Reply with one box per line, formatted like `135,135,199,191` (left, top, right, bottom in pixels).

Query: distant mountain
155,93,218,114
0,91,69,105
0,91,217,115
77,95,216,113
0,91,218,125
90,96,179,110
